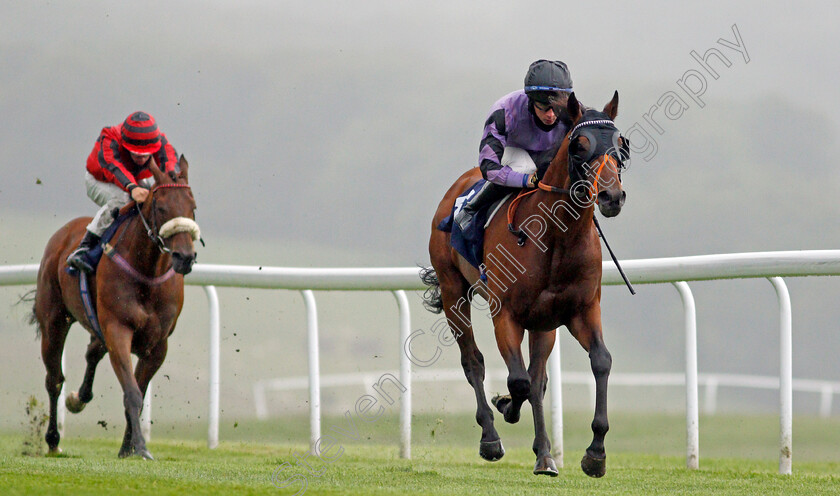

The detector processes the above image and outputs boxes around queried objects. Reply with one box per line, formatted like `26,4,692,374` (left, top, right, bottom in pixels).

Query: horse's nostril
172,252,195,264
598,190,624,206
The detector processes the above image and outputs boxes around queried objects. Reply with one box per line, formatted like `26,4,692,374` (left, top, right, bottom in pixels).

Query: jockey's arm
479,109,532,188
128,185,149,203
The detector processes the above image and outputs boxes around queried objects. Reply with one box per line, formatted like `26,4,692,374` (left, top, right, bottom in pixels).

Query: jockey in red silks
454,60,575,230
66,111,179,273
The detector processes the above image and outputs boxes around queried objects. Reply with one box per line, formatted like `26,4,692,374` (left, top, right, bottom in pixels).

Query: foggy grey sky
1,0,839,265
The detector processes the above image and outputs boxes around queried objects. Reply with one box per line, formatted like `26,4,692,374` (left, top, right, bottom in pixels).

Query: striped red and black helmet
121,111,161,154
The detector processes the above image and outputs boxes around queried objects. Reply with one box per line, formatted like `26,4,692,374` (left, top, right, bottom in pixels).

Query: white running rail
4,249,840,474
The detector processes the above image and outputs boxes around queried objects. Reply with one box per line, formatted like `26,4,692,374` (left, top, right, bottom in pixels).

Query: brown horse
423,92,627,477
33,156,199,459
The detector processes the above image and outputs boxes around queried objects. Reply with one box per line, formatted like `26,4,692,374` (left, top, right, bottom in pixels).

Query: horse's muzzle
171,251,196,274
597,190,626,218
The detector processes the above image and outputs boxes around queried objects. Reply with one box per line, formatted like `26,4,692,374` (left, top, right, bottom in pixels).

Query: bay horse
32,156,199,459
423,92,627,477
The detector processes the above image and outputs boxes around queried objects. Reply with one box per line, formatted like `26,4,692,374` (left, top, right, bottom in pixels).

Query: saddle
437,180,513,269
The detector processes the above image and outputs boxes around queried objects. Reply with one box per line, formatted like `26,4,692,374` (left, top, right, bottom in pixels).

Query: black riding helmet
524,59,573,104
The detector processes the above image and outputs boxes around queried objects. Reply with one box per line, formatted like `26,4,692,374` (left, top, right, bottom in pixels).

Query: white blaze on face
159,217,201,241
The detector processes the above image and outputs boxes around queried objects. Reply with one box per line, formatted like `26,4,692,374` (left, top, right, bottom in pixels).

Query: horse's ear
149,156,167,184
603,90,619,120
178,155,189,183
567,92,582,122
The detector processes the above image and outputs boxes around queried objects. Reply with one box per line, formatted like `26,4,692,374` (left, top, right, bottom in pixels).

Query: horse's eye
571,137,590,157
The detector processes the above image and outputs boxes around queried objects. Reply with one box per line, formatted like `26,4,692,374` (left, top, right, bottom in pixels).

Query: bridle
505,115,636,294
507,117,627,229
540,118,629,198
136,183,202,254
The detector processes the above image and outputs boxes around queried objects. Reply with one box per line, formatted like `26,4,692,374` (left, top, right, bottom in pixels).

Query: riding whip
593,216,635,295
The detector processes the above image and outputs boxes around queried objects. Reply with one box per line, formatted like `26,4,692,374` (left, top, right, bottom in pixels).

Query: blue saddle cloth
437,180,491,269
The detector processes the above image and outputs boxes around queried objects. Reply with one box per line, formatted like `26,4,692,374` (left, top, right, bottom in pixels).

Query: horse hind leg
439,274,504,462
39,311,72,454
66,337,107,414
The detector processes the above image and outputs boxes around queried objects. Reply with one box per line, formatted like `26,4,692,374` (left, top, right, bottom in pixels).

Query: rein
505,159,606,242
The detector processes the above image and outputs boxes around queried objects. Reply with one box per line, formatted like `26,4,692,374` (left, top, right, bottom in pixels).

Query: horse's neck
120,212,168,276
528,148,596,258
531,190,594,241
540,136,572,191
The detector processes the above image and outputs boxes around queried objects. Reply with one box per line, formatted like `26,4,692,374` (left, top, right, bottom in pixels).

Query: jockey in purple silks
454,60,575,230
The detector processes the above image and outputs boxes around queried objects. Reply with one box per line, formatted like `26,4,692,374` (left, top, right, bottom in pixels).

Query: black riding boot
66,231,101,274
454,181,514,230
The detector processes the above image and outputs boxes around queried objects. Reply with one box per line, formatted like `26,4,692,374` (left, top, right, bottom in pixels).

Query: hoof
479,439,505,461
490,395,520,424
533,455,558,476
65,391,86,414
135,448,155,461
46,447,63,456
120,445,154,460
581,453,606,478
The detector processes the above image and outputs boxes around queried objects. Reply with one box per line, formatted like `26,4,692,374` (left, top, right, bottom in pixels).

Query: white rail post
205,285,221,449
301,290,321,454
768,277,792,475
704,376,719,415
819,385,833,418
673,281,699,470
393,290,412,459
58,351,66,438
548,328,564,468
253,382,269,420
141,381,152,441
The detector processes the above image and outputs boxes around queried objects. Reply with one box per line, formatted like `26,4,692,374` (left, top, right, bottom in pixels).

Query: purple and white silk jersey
478,89,568,187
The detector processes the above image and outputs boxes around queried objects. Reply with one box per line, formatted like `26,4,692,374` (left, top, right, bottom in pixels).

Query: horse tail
419,266,444,314
16,289,39,335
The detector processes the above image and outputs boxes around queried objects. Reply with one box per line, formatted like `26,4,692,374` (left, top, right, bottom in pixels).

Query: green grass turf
2,412,839,495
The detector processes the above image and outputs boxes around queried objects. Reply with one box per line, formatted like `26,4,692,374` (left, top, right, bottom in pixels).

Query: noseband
137,183,201,254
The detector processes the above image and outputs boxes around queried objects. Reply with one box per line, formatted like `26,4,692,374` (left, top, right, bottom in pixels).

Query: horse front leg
133,340,168,435
66,336,107,413
490,311,529,425
569,305,612,478
105,324,153,460
527,329,558,476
